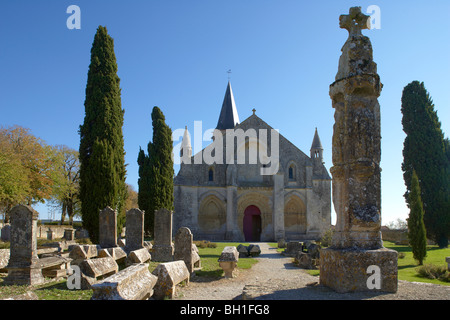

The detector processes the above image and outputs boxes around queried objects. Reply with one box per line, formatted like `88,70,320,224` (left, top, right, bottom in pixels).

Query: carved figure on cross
339,7,370,37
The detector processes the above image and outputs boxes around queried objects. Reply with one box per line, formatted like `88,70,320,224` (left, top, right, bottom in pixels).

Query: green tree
78,26,127,243
137,107,174,235
401,81,449,247
47,145,81,224
407,170,427,265
0,126,59,221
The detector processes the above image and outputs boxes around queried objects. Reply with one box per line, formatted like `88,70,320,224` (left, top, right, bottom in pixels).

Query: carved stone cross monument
320,7,398,293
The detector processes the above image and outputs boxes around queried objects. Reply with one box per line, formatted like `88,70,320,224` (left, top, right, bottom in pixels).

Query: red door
243,205,261,241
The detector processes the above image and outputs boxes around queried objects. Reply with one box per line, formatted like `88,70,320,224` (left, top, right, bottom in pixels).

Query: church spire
180,126,192,161
310,127,323,161
216,81,240,130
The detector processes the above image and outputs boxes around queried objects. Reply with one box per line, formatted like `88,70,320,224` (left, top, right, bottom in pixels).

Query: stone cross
339,6,370,37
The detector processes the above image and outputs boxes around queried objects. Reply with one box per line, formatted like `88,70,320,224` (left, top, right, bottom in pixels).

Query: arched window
288,164,295,180
208,167,214,181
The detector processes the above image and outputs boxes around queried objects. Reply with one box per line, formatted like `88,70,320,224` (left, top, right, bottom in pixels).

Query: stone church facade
173,82,331,242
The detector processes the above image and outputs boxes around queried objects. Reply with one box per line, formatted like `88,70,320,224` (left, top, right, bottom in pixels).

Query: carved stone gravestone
319,7,398,293
125,208,144,252
174,227,200,274
152,208,174,262
99,207,117,248
3,205,44,285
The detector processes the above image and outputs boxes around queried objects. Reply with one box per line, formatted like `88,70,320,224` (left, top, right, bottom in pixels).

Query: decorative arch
284,193,307,234
198,194,226,232
237,192,272,238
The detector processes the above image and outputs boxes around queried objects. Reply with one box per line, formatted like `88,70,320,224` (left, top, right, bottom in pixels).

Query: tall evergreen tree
401,81,449,247
78,26,127,244
407,170,427,265
137,107,174,235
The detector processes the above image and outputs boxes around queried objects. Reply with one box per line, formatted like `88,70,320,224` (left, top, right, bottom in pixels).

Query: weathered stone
79,256,118,289
91,263,157,300
237,244,249,257
306,243,321,259
125,208,144,252
248,244,261,257
3,291,39,300
99,207,117,248
126,248,151,265
152,208,174,262
69,244,100,265
152,260,190,300
283,241,303,257
98,247,127,264
3,205,44,286
218,246,239,278
63,228,75,241
294,252,315,269
46,229,55,240
0,249,10,272
320,7,398,293
174,227,201,273
38,256,72,279
1,223,11,242
446,257,450,271
277,238,286,248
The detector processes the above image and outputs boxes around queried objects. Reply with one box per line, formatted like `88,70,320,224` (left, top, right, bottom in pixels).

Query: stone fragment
283,241,303,257
98,247,127,264
152,260,190,300
91,263,157,300
126,248,151,265
218,246,239,278
248,244,261,257
79,256,118,289
0,249,10,272
237,244,249,258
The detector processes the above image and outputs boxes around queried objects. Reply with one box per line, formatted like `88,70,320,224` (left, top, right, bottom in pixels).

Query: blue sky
1,1,449,225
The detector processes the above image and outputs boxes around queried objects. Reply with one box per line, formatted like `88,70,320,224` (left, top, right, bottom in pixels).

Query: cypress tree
78,26,127,244
407,170,427,265
401,81,449,248
137,107,174,235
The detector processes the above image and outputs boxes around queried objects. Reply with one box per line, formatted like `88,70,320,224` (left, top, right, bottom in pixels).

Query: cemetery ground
0,237,448,300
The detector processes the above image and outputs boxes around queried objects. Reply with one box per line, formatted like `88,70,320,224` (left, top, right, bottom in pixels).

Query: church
173,82,331,242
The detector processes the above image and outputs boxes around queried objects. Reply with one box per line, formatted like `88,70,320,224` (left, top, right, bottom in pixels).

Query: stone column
320,7,397,293
225,164,238,240
4,205,44,285
152,208,174,262
99,207,117,248
125,208,144,252
273,172,285,241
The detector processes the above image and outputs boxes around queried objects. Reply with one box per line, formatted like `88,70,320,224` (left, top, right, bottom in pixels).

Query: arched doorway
243,205,261,241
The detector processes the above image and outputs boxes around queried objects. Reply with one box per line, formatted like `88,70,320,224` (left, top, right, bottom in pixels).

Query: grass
0,241,259,300
298,240,450,286
383,241,450,285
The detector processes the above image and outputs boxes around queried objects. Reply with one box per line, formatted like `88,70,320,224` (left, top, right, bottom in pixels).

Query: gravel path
175,243,450,300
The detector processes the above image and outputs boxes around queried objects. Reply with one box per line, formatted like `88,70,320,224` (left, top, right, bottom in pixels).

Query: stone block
248,244,261,257
218,246,239,278
152,260,190,300
0,249,10,272
79,256,118,289
295,252,315,269
320,247,398,293
125,208,145,252
126,248,151,265
98,247,127,264
69,244,100,265
283,241,303,257
237,244,249,258
91,263,157,300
